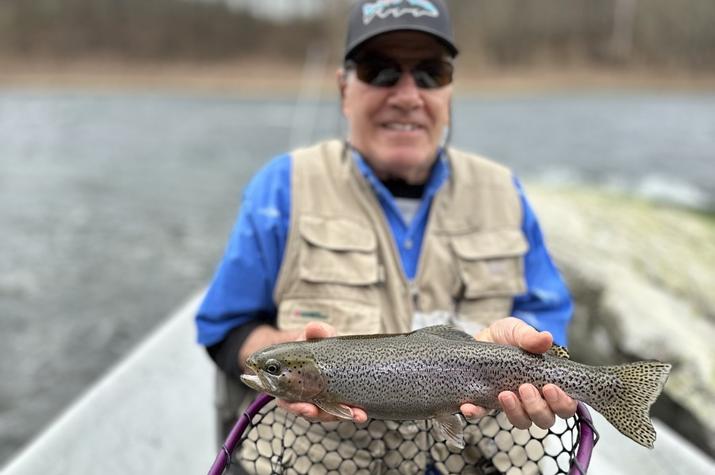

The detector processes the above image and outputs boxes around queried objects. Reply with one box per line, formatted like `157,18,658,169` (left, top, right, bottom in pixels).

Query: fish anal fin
313,400,354,420
433,414,465,449
547,344,570,359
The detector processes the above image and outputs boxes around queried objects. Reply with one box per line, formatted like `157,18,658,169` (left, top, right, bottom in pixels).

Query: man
196,0,577,468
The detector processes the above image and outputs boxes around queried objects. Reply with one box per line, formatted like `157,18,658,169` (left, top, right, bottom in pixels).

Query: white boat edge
2,292,713,474
1,291,216,475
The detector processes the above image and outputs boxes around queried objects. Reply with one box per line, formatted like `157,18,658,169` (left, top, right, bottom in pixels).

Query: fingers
499,384,578,430
459,403,488,421
543,384,578,419
351,407,369,423
476,317,553,354
275,400,368,424
498,391,532,429
276,400,334,422
499,386,553,430
518,385,554,429
518,329,553,354
298,321,337,341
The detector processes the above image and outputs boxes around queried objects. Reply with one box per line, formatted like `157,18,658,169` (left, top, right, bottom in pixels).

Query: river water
0,89,713,464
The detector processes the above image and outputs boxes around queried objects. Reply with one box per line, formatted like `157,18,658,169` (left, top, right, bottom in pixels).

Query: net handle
207,393,276,475
570,402,598,475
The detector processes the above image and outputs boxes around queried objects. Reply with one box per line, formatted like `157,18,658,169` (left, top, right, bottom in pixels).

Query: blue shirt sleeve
511,178,573,346
195,154,291,346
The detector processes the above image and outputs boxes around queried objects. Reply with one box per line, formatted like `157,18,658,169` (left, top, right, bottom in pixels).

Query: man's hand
460,317,578,429
275,322,368,423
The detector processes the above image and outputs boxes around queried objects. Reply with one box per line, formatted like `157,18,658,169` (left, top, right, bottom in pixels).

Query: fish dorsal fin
313,399,354,420
413,325,475,342
432,414,465,449
547,344,570,359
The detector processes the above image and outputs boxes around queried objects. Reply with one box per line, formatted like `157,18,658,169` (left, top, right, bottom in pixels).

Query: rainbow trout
241,325,671,448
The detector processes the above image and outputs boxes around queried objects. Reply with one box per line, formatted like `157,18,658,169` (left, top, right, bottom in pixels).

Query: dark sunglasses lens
350,58,453,89
413,62,453,89
355,60,401,87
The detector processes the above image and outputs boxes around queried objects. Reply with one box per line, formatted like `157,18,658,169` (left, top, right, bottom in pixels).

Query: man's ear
336,68,347,101
336,68,349,115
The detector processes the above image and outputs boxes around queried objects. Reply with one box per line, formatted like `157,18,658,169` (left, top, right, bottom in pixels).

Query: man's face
339,31,453,184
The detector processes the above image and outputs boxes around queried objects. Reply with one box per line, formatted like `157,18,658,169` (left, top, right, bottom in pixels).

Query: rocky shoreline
529,185,715,457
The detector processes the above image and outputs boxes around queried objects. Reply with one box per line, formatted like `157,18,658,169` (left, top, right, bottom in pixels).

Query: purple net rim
208,395,597,475
207,393,275,475
570,401,596,475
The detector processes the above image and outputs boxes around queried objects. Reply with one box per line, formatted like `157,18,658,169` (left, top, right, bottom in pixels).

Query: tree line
0,0,713,70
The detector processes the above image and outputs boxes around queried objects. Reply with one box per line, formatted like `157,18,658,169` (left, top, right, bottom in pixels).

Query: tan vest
274,140,528,336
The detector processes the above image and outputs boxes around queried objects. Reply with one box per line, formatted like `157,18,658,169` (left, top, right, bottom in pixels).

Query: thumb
300,321,337,341
480,317,553,353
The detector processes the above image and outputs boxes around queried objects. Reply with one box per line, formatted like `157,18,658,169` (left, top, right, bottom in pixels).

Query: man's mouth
382,122,422,132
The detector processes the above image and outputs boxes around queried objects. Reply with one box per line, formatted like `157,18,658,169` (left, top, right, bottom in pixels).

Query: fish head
240,342,326,401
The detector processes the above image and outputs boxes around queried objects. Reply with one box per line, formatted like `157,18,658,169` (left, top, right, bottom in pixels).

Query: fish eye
264,359,281,375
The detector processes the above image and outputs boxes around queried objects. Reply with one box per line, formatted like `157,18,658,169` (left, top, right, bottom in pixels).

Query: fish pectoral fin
433,414,465,449
314,400,354,420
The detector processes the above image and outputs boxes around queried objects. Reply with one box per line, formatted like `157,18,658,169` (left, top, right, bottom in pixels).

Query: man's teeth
385,123,418,131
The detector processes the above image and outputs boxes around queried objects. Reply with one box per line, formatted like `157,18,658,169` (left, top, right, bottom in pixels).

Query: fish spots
243,326,670,447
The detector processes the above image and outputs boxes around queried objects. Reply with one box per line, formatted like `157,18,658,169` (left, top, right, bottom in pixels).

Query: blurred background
1,0,714,471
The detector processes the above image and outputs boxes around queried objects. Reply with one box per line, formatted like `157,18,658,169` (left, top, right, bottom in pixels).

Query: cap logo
362,0,439,25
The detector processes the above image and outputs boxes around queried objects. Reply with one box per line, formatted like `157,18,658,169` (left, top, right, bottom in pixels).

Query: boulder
528,185,715,457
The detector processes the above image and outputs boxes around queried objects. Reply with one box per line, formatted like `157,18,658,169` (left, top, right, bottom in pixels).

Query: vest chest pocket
451,229,528,324
297,215,380,286
279,216,382,334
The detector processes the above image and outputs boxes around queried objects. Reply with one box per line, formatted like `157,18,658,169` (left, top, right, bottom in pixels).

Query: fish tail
589,361,671,448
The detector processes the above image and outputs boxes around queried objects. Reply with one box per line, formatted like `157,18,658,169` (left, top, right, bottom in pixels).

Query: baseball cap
344,0,459,60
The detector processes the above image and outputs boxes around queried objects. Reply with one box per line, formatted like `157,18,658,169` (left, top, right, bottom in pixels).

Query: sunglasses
344,55,454,89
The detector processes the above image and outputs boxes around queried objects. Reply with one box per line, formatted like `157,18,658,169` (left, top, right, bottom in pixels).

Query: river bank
2,58,715,95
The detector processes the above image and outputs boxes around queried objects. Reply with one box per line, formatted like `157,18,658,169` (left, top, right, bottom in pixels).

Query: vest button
404,238,413,250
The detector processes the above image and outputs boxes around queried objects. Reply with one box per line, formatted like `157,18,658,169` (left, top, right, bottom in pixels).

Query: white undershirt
394,197,421,225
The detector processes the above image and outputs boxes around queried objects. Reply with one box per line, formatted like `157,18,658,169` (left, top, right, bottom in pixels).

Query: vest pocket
451,229,528,297
279,216,382,335
298,215,380,286
451,229,528,324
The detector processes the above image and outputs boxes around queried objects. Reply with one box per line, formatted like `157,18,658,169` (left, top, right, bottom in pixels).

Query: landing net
223,398,597,475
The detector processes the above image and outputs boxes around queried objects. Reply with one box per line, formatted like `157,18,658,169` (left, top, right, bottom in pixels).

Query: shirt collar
351,148,450,200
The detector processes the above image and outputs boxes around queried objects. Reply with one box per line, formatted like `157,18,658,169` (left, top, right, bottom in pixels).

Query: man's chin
381,156,436,183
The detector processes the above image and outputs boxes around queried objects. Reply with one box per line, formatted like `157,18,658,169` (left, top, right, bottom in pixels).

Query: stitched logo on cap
362,0,439,25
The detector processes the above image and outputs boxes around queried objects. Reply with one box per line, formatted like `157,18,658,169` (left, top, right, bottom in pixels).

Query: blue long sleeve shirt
196,151,572,347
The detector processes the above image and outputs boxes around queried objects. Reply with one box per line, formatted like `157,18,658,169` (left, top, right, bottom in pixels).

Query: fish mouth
240,364,279,394
240,373,265,392
240,363,267,392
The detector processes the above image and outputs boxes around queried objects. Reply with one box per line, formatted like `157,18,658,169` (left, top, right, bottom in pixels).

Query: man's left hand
460,317,578,429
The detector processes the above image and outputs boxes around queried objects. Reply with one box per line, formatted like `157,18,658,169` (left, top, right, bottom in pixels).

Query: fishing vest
215,140,529,457
273,140,527,336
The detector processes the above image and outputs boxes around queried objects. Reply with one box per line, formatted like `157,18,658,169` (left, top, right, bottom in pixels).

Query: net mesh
227,400,586,475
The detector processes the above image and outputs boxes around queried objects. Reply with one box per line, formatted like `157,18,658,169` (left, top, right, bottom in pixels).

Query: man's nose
388,70,423,110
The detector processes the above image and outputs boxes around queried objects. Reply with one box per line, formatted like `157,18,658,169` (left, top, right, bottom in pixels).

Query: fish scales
241,325,671,448
310,331,616,419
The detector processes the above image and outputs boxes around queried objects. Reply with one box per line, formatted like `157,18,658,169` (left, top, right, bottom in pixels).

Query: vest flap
299,215,376,252
451,229,528,259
